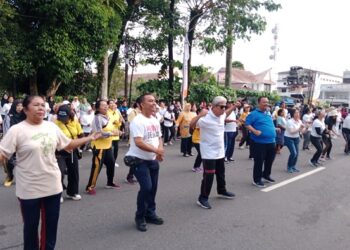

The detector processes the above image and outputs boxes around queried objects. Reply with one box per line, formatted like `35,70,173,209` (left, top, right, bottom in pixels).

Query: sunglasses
217,105,227,110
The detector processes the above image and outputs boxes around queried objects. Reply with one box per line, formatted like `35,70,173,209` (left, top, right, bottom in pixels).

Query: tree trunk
108,0,140,85
187,9,203,89
101,51,109,100
167,0,175,101
225,27,233,88
46,78,62,97
29,73,38,95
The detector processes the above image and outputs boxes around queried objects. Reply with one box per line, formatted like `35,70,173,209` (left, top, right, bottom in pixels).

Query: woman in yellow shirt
86,100,120,195
55,104,84,201
176,103,196,157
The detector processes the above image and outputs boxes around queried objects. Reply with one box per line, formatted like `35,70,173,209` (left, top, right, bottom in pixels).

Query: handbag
123,155,144,168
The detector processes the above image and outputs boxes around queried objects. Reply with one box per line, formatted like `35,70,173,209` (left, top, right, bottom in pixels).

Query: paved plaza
1,138,350,250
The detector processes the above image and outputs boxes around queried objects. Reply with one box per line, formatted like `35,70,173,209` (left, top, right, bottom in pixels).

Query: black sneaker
263,176,276,183
218,191,236,199
252,181,266,188
135,217,147,232
196,198,212,209
145,215,164,225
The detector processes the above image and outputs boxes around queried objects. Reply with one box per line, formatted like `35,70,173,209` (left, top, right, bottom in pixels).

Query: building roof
217,67,274,85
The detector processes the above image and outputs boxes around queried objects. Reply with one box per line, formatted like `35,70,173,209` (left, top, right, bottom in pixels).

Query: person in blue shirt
245,96,279,188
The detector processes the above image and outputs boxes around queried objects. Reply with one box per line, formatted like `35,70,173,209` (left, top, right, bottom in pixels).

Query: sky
137,0,350,77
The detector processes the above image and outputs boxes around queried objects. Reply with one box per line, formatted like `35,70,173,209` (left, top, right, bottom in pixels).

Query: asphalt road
1,137,350,250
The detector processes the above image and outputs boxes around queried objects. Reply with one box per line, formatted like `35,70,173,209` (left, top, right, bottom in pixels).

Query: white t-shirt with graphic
0,120,71,199
126,114,162,160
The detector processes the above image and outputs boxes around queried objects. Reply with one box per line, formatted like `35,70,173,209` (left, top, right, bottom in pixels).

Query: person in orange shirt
176,103,196,157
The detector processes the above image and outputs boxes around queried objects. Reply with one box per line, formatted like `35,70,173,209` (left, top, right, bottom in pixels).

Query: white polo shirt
198,110,226,160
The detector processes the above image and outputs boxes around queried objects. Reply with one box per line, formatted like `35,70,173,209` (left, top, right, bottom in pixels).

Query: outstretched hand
90,132,102,141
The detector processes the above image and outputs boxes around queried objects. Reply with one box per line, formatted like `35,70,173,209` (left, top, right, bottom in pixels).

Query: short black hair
258,96,267,103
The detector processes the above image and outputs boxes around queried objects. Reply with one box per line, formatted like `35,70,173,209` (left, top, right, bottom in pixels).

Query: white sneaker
60,197,64,203
115,162,119,167
66,194,82,201
239,146,245,150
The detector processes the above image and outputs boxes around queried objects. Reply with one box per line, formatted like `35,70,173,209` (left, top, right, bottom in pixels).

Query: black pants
181,137,192,155
239,126,250,147
321,135,332,158
86,147,115,190
199,158,226,200
19,193,61,250
343,128,350,153
112,140,119,161
4,154,16,180
67,151,79,195
252,142,276,183
310,135,323,163
164,126,175,143
193,143,202,169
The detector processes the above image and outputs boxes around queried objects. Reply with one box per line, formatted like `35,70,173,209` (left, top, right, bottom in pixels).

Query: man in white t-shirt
190,96,236,210
126,93,164,232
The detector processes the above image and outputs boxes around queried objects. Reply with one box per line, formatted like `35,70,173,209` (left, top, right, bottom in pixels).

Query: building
217,68,275,92
276,67,342,102
319,84,350,107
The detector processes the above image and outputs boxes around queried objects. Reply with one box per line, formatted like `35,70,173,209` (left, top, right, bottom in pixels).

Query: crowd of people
0,92,349,248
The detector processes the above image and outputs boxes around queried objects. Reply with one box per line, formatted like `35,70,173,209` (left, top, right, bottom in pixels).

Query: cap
62,100,70,105
57,105,71,122
328,109,338,116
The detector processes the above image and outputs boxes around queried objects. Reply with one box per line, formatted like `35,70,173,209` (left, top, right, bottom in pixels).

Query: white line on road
261,167,326,192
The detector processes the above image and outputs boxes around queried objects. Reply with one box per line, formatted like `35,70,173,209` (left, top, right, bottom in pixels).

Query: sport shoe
169,141,173,145
319,157,326,162
218,191,236,199
163,143,168,146
309,160,318,167
135,217,147,232
224,158,228,162
195,167,203,173
228,158,235,162
124,178,137,184
60,197,64,203
263,176,276,183
105,183,121,189
196,198,212,209
115,162,119,167
252,181,266,188
145,215,164,225
66,194,82,201
3,178,13,187
86,188,96,195
239,146,245,149
287,168,294,173
292,167,300,172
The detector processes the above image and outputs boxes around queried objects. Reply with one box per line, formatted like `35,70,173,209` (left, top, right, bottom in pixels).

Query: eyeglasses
217,105,226,110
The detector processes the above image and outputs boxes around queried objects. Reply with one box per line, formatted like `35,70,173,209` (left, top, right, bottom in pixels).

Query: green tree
0,0,122,95
200,0,281,87
232,60,244,70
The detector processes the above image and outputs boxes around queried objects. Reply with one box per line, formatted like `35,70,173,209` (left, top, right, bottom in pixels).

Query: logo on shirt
31,133,55,157
146,124,160,139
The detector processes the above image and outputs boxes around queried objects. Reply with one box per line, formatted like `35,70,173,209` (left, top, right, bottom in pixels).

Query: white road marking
261,167,326,192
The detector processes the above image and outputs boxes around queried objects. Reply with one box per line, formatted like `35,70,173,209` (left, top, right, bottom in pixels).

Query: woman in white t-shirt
284,109,304,173
309,110,326,167
302,107,313,150
0,96,100,250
